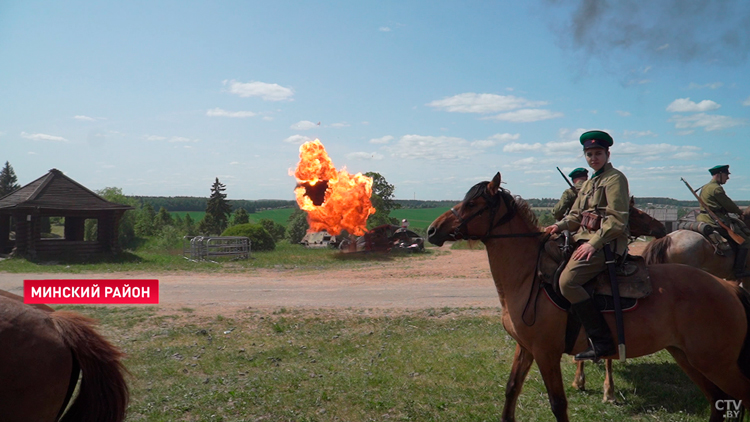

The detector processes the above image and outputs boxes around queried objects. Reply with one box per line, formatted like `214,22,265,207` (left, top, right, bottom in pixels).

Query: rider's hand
572,242,596,261
544,225,560,235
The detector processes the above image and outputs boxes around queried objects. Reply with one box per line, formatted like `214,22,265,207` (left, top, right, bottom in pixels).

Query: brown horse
642,208,750,283
572,201,667,402
427,172,750,422
0,295,129,422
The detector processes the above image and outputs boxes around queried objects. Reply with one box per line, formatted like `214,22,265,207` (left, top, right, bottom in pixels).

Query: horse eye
467,200,476,208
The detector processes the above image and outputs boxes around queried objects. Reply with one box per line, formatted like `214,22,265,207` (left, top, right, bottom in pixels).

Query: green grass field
171,208,296,227
172,208,450,231
60,306,710,422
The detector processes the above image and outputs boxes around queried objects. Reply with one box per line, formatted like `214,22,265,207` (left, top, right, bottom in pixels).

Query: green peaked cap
568,168,588,179
580,130,613,149
709,165,730,175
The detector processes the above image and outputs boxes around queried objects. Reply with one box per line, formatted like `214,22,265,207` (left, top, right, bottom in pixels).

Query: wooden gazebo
0,168,134,259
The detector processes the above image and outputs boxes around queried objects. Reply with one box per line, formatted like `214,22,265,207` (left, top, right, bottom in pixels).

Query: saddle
539,232,652,311
539,232,651,354
677,221,732,256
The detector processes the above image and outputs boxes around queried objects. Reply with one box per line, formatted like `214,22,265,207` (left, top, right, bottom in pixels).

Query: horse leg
572,360,585,390
501,343,534,422
667,347,729,422
602,359,615,403
535,350,570,422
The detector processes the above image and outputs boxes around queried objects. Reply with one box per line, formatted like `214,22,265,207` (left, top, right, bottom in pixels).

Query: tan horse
642,207,750,282
427,172,750,422
0,294,129,422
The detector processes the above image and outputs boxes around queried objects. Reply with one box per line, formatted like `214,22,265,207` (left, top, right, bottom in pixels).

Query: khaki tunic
552,180,585,221
555,162,630,303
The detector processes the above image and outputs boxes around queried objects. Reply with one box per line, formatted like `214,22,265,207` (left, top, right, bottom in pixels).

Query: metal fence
183,236,250,262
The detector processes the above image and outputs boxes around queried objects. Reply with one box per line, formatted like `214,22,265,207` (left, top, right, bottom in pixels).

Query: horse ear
488,172,502,195
630,196,635,207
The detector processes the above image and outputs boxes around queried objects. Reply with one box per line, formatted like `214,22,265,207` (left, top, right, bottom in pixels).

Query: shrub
258,218,286,241
222,223,275,251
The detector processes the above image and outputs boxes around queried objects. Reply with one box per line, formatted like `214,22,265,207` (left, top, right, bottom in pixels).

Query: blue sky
1,1,749,202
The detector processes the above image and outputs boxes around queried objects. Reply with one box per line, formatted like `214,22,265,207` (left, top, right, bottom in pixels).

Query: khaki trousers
560,248,607,304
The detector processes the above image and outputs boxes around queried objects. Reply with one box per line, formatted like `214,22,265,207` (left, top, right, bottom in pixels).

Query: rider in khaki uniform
545,130,629,361
552,168,589,221
697,165,750,278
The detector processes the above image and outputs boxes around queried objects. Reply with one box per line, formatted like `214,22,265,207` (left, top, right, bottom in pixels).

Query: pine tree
0,161,20,197
205,178,232,234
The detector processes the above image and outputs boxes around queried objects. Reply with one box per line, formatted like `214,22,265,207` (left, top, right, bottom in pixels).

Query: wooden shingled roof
0,168,133,212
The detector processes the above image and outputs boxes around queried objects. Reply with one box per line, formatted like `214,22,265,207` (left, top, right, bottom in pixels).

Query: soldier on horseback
698,164,750,278
552,168,589,221
544,130,629,361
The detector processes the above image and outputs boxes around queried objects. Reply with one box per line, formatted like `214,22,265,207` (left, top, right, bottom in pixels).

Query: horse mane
510,194,541,230
642,235,672,265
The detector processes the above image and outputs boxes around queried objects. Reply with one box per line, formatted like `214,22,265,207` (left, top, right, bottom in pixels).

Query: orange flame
292,139,376,236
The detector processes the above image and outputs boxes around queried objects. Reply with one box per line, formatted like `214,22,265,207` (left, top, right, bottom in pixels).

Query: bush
222,223,275,251
258,218,286,241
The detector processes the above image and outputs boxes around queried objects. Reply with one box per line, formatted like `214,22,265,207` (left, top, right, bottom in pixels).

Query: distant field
391,208,452,230
170,208,295,226
171,207,450,230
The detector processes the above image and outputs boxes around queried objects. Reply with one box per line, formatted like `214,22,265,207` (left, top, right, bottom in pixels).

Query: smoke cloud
545,0,750,68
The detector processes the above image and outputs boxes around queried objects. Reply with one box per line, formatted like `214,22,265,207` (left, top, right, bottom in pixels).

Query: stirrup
574,339,614,362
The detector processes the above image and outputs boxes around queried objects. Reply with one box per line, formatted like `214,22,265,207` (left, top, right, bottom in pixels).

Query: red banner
24,279,159,304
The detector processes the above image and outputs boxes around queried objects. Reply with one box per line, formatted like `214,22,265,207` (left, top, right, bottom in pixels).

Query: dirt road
0,242,650,314
0,248,500,313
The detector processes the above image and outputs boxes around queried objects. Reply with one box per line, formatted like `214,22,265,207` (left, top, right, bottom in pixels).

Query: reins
451,183,547,326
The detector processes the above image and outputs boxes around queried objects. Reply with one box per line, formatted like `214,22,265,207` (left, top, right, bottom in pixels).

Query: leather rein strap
451,186,544,241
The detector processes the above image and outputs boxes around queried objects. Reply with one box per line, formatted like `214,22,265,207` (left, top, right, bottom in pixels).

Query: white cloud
485,109,564,123
370,135,393,144
656,43,669,51
503,142,543,152
74,115,96,121
144,135,167,141
688,82,723,90
666,98,721,113
347,152,384,160
426,93,546,114
262,116,274,121
224,79,294,101
283,134,313,145
379,26,391,32
669,113,746,131
21,132,68,142
169,137,199,143
743,96,750,106
623,130,656,138
206,108,256,118
386,135,477,160
329,122,350,128
230,161,240,165
470,133,520,148
616,110,631,117
290,120,319,130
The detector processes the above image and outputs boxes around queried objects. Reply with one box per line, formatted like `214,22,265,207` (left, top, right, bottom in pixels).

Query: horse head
628,198,667,239
427,172,538,246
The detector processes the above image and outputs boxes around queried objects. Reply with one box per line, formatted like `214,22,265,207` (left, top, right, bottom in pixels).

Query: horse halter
451,182,542,241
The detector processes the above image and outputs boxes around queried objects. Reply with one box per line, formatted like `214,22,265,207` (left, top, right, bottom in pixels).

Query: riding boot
733,246,750,279
571,298,617,362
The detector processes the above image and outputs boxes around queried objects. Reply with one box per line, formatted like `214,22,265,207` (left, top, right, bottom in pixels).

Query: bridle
451,183,544,241
451,181,547,327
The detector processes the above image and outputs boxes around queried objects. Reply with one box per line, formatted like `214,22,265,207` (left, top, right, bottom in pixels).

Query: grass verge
62,306,710,422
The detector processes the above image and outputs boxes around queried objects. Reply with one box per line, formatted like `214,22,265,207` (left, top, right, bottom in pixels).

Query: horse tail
642,235,672,265
51,311,129,422
736,287,750,380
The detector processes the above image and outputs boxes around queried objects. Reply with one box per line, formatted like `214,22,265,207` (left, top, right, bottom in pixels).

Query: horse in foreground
0,294,129,422
427,172,750,422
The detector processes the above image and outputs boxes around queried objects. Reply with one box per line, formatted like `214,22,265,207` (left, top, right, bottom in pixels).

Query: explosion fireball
292,139,375,236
